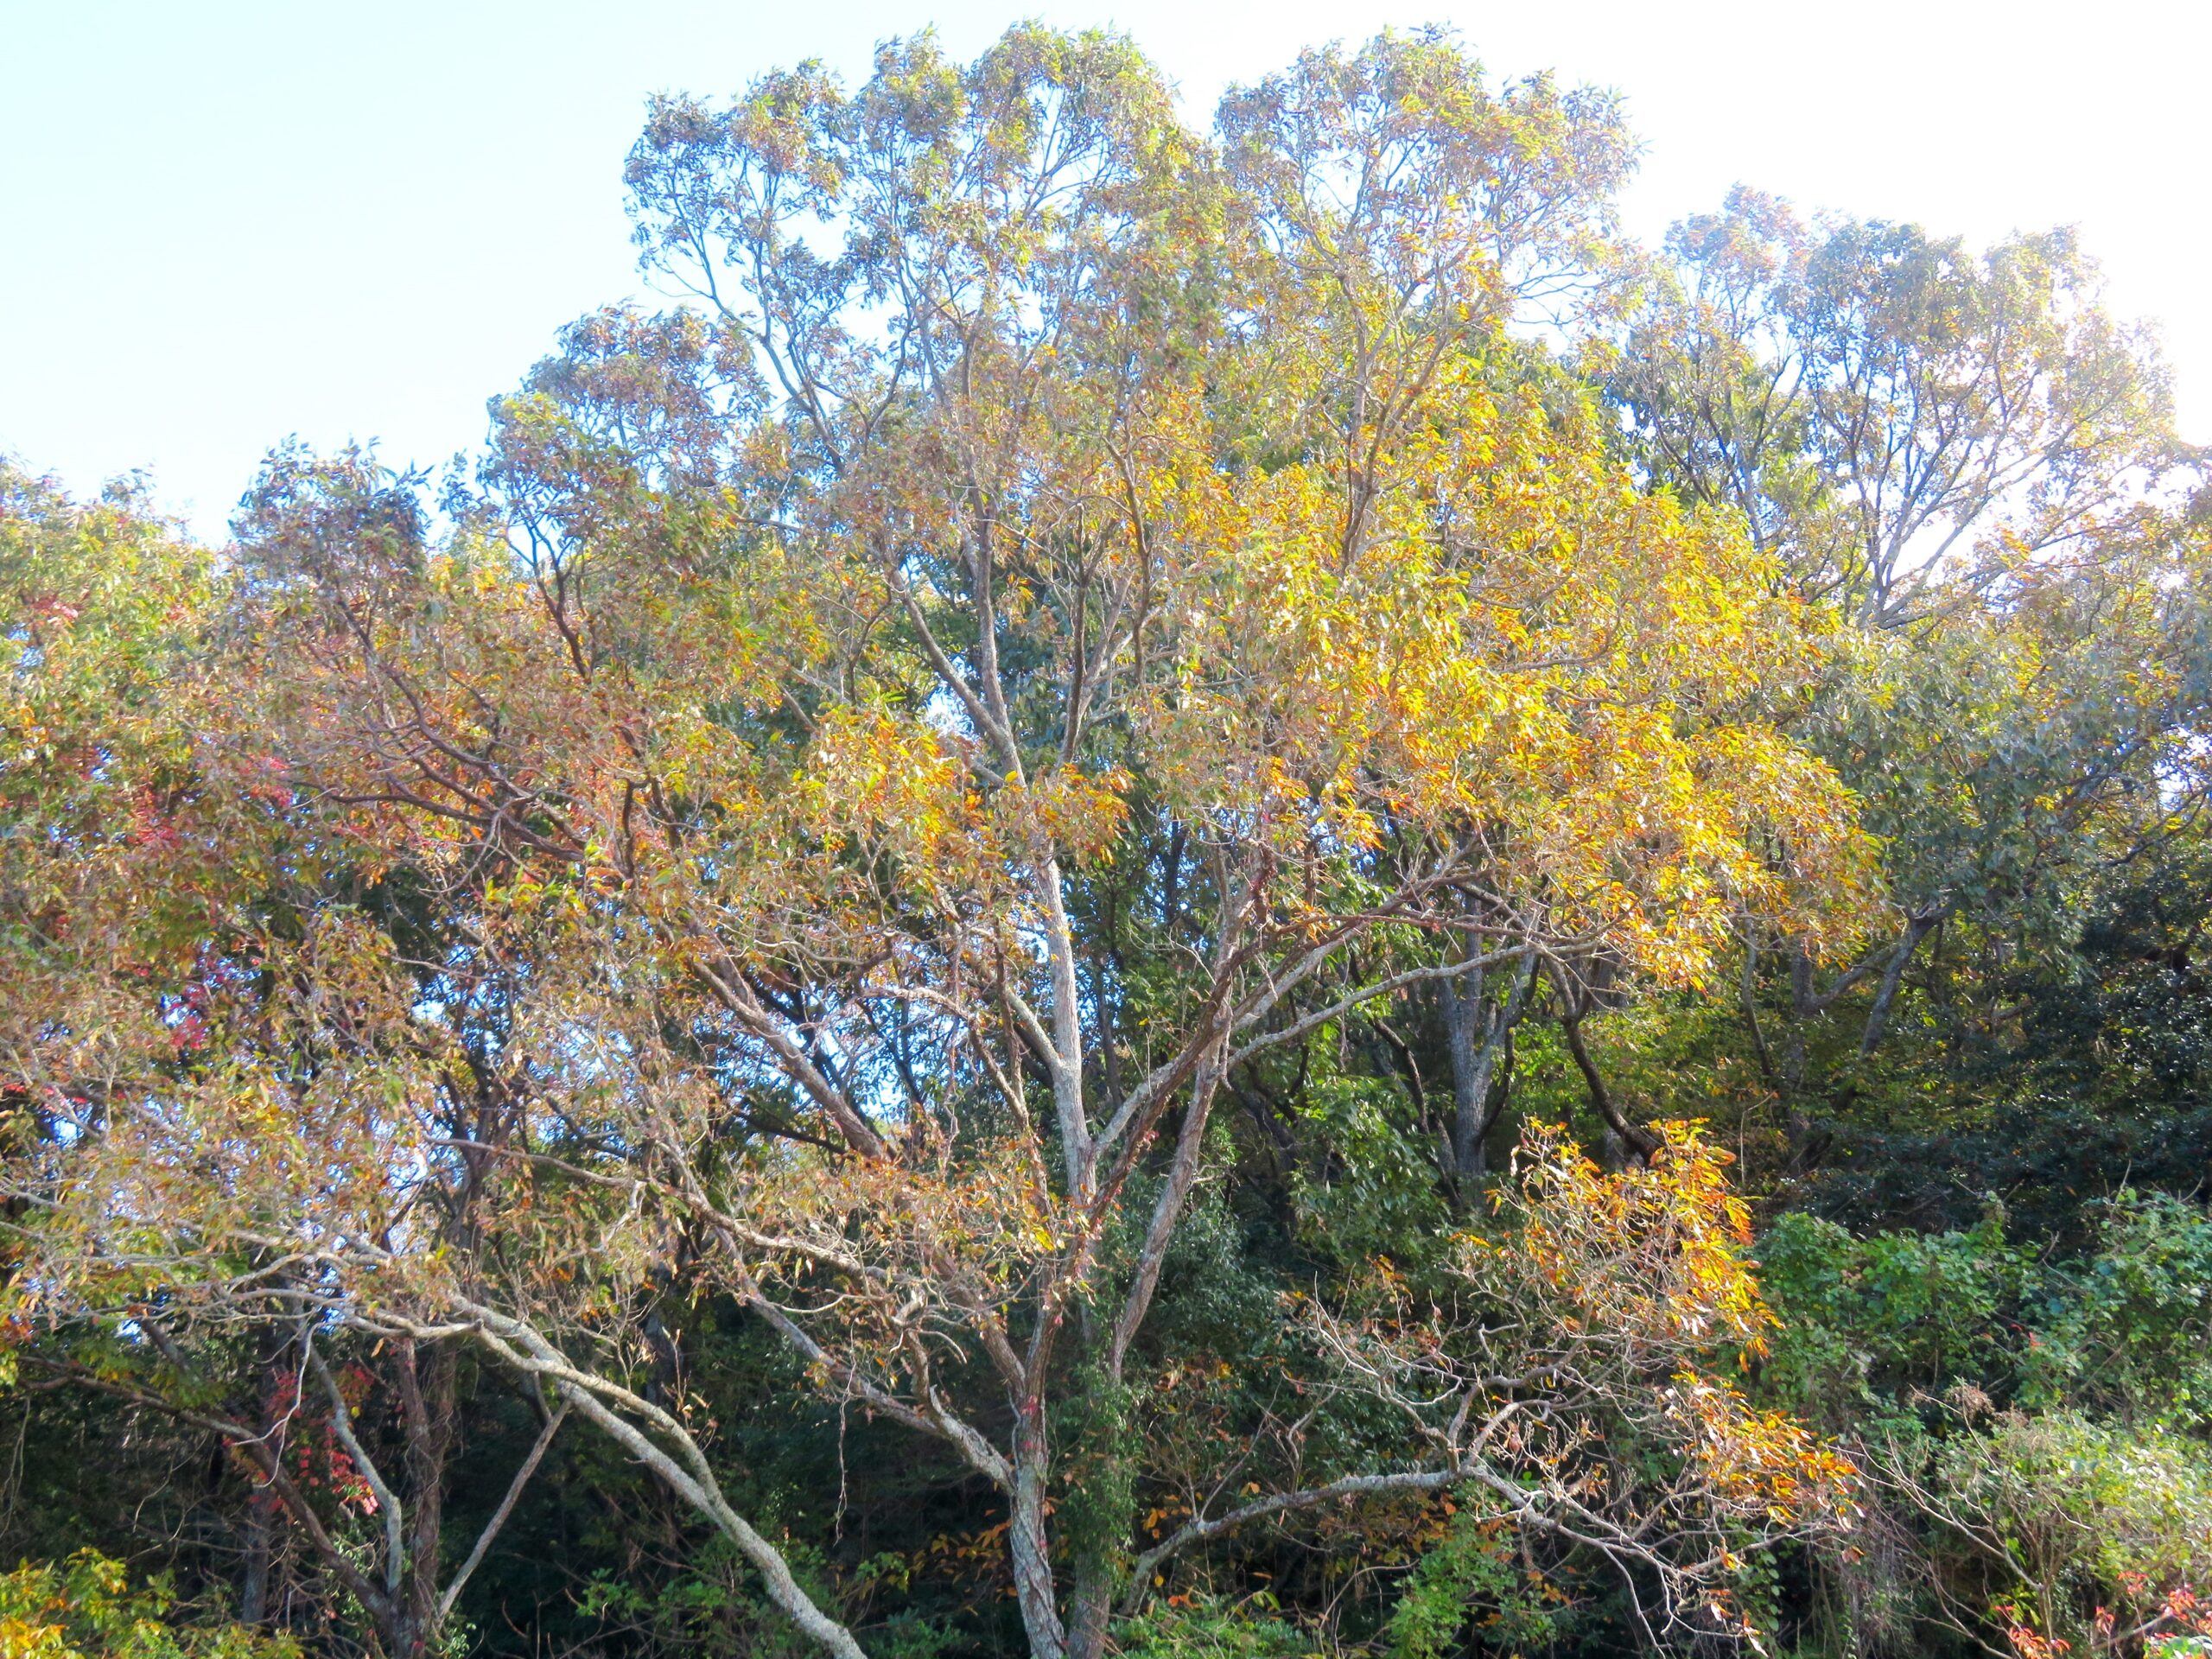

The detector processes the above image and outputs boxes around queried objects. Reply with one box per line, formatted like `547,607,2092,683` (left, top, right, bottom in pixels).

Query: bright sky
3,1,2205,537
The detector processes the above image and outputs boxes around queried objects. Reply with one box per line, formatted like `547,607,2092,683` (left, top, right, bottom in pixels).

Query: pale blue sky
4,0,2205,537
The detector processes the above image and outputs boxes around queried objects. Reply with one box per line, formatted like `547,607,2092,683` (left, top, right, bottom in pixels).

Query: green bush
1110,1594,1319,1658
2020,1191,2212,1427
1936,1412,2212,1652
0,1552,297,1659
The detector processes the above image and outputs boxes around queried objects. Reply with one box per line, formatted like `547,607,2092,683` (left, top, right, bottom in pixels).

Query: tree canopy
4,26,2209,1659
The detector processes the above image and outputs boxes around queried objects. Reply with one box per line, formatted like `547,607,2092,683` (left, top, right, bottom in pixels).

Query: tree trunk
1561,1010,1657,1162
1441,962,1489,1181
239,1325,295,1628
392,1338,458,1659
1009,1395,1067,1659
1859,912,1942,1058
239,1485,277,1628
1065,1554,1116,1659
1440,950,1535,1185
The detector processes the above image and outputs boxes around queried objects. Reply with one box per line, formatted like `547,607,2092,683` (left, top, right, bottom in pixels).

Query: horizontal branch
1225,946,1528,1072
1121,1465,1470,1615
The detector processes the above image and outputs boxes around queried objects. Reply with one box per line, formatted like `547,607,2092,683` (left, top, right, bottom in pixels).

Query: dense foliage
3,27,2209,1659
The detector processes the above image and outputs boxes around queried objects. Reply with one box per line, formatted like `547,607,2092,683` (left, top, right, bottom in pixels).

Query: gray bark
1441,950,1535,1183
1561,1008,1658,1163
1859,911,1943,1057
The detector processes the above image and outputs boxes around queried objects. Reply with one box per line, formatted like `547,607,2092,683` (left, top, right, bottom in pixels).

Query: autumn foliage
5,22,2211,1659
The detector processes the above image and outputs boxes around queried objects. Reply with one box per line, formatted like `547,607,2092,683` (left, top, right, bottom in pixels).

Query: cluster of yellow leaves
1128,362,1873,988
804,707,981,870
0,1551,297,1659
1477,1120,1859,1534
1663,1371,1860,1527
988,766,1134,864
26,908,448,1320
1494,1118,1776,1361
741,1135,1072,1306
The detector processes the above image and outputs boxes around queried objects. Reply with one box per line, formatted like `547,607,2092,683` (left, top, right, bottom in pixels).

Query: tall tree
7,31,1878,1659
1612,187,2210,1105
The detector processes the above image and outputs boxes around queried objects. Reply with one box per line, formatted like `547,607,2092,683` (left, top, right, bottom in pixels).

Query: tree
1613,187,2178,628
0,461,575,1657
3,29,1876,1659
1611,187,2211,1128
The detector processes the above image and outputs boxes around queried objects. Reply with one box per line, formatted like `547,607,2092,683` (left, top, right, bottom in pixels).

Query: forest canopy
4,25,2210,1659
